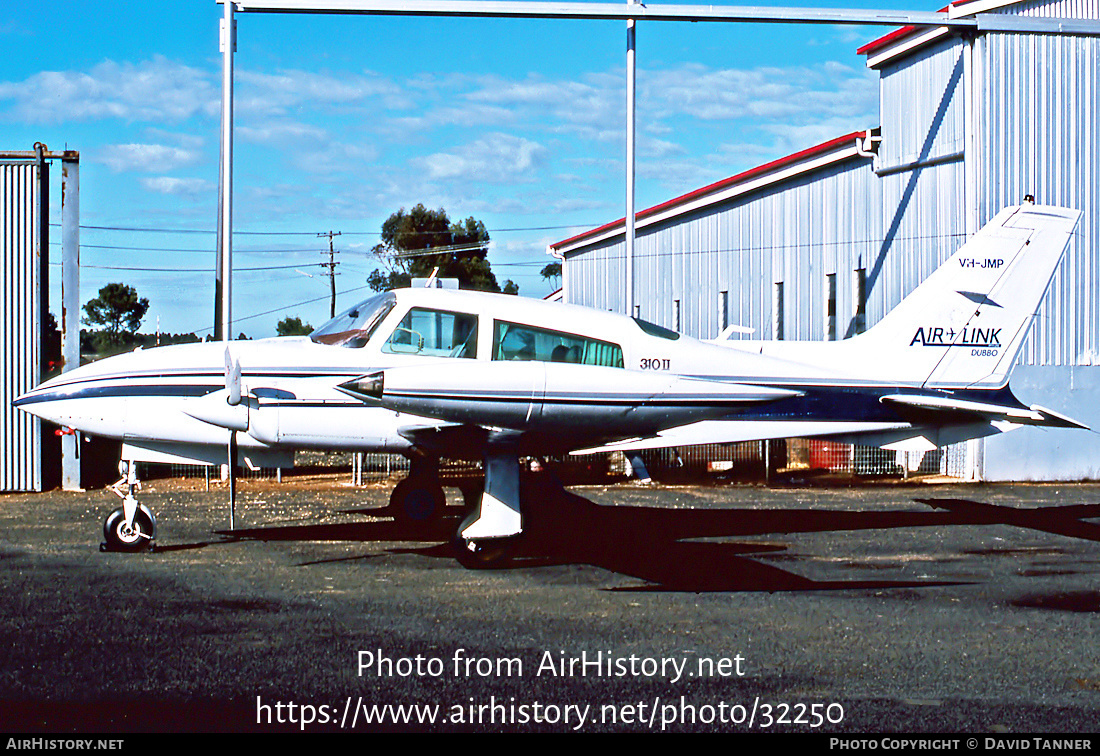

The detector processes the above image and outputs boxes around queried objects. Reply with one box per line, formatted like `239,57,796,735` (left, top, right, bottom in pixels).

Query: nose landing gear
101,461,157,552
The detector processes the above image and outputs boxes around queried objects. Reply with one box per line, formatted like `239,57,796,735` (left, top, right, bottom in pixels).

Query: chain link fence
136,439,971,486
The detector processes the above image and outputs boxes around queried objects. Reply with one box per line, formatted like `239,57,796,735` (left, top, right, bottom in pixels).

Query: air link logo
909,326,1002,347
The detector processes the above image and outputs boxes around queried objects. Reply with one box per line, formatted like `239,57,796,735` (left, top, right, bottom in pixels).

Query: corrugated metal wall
978,31,1100,367
878,39,966,171
560,1,1099,480
566,159,884,343
1,162,42,491
564,7,1098,364
989,0,1100,17
564,236,627,315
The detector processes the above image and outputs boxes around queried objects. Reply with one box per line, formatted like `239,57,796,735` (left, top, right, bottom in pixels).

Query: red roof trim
552,131,867,250
856,0,989,57
856,24,920,55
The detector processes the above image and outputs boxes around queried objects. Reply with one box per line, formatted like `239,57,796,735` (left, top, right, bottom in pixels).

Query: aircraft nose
12,385,63,422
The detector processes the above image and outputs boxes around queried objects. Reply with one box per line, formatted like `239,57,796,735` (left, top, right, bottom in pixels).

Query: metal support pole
34,144,48,385
962,35,984,483
625,1,636,317
219,3,239,527
61,157,81,491
218,1,235,342
228,431,237,530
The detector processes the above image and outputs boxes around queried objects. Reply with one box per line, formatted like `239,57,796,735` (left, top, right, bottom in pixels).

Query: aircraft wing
397,422,493,459
570,420,912,455
574,394,1089,456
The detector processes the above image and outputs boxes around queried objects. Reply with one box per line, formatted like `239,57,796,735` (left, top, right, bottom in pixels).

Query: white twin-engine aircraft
15,203,1088,564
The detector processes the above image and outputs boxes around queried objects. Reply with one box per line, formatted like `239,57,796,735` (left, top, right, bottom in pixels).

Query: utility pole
318,231,341,317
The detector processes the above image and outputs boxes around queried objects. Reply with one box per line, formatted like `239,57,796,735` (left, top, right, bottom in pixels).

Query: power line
49,241,334,254
48,221,600,236
191,283,375,335
48,222,331,236
83,262,324,273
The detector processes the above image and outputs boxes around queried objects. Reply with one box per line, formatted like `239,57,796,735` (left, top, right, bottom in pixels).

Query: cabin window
381,308,478,358
492,321,623,368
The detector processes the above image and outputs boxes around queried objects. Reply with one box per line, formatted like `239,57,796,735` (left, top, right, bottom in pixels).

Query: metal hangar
550,0,1100,481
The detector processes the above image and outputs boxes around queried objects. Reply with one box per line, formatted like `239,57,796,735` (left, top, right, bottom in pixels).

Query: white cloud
236,69,409,117
0,55,216,124
140,177,214,195
641,62,876,125
463,73,621,132
759,118,875,157
237,120,328,145
416,133,546,184
100,143,202,173
289,141,380,175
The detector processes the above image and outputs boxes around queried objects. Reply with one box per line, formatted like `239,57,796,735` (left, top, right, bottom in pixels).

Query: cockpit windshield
310,292,397,348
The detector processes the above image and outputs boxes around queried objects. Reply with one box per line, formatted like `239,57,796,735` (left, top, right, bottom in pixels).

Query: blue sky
1,1,907,337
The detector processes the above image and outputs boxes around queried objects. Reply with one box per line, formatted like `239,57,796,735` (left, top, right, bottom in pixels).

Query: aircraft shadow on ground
216,481,1100,592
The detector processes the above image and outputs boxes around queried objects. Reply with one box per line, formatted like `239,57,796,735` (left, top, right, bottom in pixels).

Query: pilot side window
381,308,478,358
492,321,624,368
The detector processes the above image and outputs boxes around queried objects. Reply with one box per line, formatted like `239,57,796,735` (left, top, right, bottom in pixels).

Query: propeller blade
224,348,242,406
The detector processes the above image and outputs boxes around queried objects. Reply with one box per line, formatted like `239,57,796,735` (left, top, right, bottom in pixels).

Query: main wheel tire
389,478,446,522
452,536,518,570
103,505,156,552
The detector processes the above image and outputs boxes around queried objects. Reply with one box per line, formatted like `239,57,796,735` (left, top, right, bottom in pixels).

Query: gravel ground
0,474,1098,733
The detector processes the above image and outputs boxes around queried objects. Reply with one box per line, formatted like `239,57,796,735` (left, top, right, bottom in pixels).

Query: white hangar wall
974,20,1100,479
556,0,1100,480
565,149,887,344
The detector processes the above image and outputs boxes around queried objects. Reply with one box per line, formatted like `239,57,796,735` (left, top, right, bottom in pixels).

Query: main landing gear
386,451,525,568
453,451,523,569
101,461,157,552
387,456,446,522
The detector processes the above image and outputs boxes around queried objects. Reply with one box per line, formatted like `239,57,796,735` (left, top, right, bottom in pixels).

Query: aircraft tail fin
855,203,1080,389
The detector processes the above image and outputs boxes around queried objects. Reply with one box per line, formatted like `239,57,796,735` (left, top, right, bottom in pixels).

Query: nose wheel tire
102,505,157,552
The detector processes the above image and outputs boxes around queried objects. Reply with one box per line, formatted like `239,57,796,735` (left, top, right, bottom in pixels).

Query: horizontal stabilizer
879,394,1089,429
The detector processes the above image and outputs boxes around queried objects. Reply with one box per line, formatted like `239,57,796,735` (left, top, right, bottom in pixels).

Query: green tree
276,316,313,336
82,283,149,348
540,262,562,288
369,204,504,292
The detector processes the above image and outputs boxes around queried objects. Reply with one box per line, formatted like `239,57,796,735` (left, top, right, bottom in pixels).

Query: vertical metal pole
32,144,47,492
220,2,237,527
228,431,237,530
61,156,81,491
330,238,337,317
34,144,48,385
963,35,984,483
218,1,235,343
625,1,636,317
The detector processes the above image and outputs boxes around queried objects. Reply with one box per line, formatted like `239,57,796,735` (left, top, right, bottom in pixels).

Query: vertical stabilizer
855,204,1080,388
